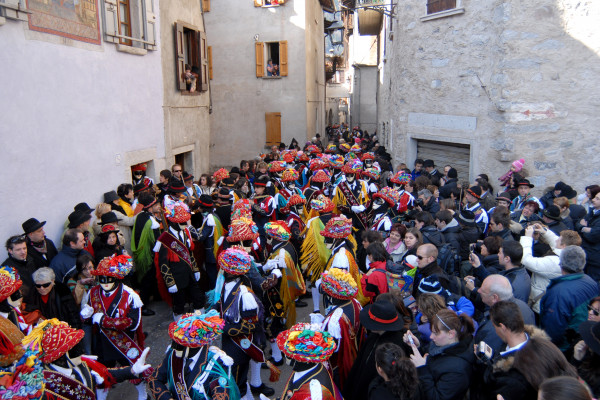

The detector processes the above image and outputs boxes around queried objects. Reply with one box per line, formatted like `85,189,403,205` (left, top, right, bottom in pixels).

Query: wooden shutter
201,0,210,12
255,42,264,78
417,140,471,181
207,46,213,80
279,40,288,77
254,0,262,6
200,31,209,91
265,113,282,146
143,0,157,50
175,23,186,90
103,0,119,44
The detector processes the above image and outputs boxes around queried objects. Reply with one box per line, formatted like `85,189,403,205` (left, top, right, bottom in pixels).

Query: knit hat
466,185,482,199
22,218,46,235
281,168,300,182
164,198,191,223
264,221,291,242
310,195,335,213
311,169,330,183
91,254,133,279
226,217,259,242
543,205,561,221
341,160,363,174
131,162,147,172
512,159,525,172
373,187,401,206
362,167,381,181
456,209,476,227
212,168,230,184
325,144,337,153
361,152,375,161
321,216,352,239
554,182,577,199
104,190,119,203
267,161,286,173
217,247,252,275
276,323,337,363
328,155,345,169
0,317,25,367
390,171,411,185
320,268,358,300
0,267,22,303
168,310,225,348
418,275,443,294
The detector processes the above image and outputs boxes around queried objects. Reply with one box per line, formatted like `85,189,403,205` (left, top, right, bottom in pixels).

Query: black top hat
100,212,119,225
579,320,600,355
104,190,119,203
74,202,94,214
543,205,561,221
359,301,404,332
68,210,92,228
517,179,535,188
22,218,46,234
456,209,477,227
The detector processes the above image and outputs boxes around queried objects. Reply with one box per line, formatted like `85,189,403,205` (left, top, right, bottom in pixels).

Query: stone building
0,0,210,251
204,0,328,168
373,0,600,194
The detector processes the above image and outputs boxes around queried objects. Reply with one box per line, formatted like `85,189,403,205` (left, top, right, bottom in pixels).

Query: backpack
436,243,462,277
376,263,415,297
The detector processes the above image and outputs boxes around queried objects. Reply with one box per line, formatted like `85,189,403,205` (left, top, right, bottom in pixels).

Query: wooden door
265,112,281,146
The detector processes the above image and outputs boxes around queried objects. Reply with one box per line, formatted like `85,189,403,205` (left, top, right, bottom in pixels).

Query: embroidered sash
170,353,193,400
157,231,194,270
337,181,368,228
43,369,95,400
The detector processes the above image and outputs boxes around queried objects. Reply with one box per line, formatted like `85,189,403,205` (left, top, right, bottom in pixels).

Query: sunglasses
35,282,52,289
173,169,182,173
9,235,26,243
416,255,425,260
589,305,600,317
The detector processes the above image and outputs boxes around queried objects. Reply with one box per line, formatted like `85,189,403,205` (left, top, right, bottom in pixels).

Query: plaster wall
378,0,600,194
304,0,326,139
204,0,312,168
160,0,211,177
0,10,164,257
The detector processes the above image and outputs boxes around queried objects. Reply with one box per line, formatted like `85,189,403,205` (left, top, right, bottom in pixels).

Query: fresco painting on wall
26,0,101,44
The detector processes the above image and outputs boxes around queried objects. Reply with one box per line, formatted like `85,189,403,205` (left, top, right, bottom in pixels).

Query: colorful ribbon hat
226,217,259,243
168,310,225,348
373,187,401,207
0,266,22,303
264,221,292,242
276,323,337,363
390,171,412,185
320,268,358,300
281,168,300,182
164,197,191,223
321,216,353,239
212,168,230,184
91,254,134,279
217,247,253,276
267,161,286,173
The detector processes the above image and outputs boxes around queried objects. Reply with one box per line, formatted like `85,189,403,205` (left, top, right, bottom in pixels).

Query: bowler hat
22,218,46,234
543,205,561,221
104,191,119,203
168,178,186,194
198,195,214,208
359,300,404,332
466,186,482,199
100,212,119,225
67,210,91,228
74,202,94,214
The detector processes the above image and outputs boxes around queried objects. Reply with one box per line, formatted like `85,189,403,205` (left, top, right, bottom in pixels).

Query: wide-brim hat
321,216,352,239
168,179,187,194
517,179,535,188
276,323,337,363
32,319,85,363
0,267,22,304
466,186,482,199
360,301,404,332
104,190,119,203
212,168,230,184
264,221,291,242
100,211,119,225
362,167,381,181
139,194,158,209
282,168,299,182
311,170,330,183
226,218,259,242
91,254,133,279
22,218,46,234
99,223,120,236
341,160,363,174
74,202,94,214
320,268,357,300
310,196,335,213
543,205,561,221
168,310,225,348
373,187,400,206
218,247,252,275
134,180,152,194
198,194,214,208
0,317,25,367
67,210,91,228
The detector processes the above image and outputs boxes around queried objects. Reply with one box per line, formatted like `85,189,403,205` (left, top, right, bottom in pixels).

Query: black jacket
417,337,475,400
26,238,58,269
576,210,600,280
440,222,461,254
489,228,515,242
457,225,481,260
2,256,37,297
439,179,458,200
421,226,445,248
24,281,82,329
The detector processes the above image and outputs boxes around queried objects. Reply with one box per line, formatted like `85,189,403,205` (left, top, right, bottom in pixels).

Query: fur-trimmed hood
492,325,549,373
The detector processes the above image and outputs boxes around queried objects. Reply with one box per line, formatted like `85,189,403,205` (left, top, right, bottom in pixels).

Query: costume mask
98,276,117,292
372,198,384,211
345,174,355,183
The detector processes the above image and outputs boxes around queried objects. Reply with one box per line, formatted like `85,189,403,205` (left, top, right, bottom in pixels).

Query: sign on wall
26,0,101,45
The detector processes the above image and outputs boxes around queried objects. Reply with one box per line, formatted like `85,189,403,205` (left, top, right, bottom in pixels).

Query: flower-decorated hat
296,151,309,163
281,151,296,163
320,268,358,300
283,194,306,212
362,167,381,181
306,145,320,155
168,310,225,348
339,143,351,153
308,158,328,171
164,197,191,223
217,247,252,275
373,187,401,206
23,319,85,364
311,169,330,183
328,155,345,169
321,216,352,239
91,254,133,279
361,152,375,161
0,316,25,367
232,199,253,220
226,217,259,242
310,195,335,213
342,160,363,174
267,161,286,173
276,323,337,363
0,266,22,303
264,221,291,242
350,144,362,153
212,168,230,184
281,168,300,182
390,171,412,185
325,144,337,154
131,162,147,172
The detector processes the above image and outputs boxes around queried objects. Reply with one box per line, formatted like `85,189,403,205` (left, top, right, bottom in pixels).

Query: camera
476,341,493,361
469,243,476,254
415,198,425,207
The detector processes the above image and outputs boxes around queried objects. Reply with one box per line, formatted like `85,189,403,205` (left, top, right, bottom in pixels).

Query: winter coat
421,226,445,248
489,228,515,242
361,260,389,300
417,337,475,400
546,219,568,236
24,281,82,329
26,238,58,269
519,236,561,313
457,224,481,260
473,264,531,304
576,209,600,280
368,375,420,400
480,192,497,212
49,246,90,284
384,238,407,263
424,199,441,215
481,254,502,275
440,221,461,254
439,179,458,200
540,272,599,350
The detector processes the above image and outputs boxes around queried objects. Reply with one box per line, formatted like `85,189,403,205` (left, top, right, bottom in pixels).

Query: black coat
439,179,458,200
457,225,481,260
2,256,37,297
26,238,58,269
24,281,82,329
417,337,475,400
369,375,420,400
576,210,600,280
441,224,461,254
420,226,445,248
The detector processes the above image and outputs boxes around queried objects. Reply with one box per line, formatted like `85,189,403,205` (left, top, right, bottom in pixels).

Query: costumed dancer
267,161,286,197
311,268,364,391
294,151,310,189
148,310,241,400
131,163,155,187
282,194,306,257
389,171,415,220
274,168,304,220
0,266,31,334
303,169,330,218
195,194,225,290
251,175,277,237
153,198,205,321
273,323,341,400
332,160,370,233
361,167,381,196
80,254,150,400
326,155,345,196
210,248,279,398
370,187,401,239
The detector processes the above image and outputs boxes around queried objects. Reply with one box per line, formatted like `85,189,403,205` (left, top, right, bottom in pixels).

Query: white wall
0,13,164,258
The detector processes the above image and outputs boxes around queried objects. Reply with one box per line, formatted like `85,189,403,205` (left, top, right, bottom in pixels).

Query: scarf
30,238,48,254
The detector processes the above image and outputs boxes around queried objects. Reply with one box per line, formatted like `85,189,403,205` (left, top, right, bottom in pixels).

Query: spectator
49,228,89,284
541,205,569,235
574,316,600,397
423,160,442,187
66,210,94,256
477,236,503,275
476,178,496,211
3,235,37,297
368,343,418,400
383,223,407,263
22,218,58,269
415,211,444,248
361,242,390,301
402,228,423,262
66,252,96,306
439,168,458,199
463,186,489,234
488,207,515,242
116,183,135,217
576,185,600,280
435,210,461,254
553,196,575,230
411,159,424,181
540,245,598,351
413,244,457,297
417,189,440,215
538,376,593,400
511,179,543,211
510,200,541,232
360,230,383,272
540,181,578,209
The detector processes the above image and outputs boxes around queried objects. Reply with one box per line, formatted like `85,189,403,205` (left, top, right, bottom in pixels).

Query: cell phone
407,334,414,345
469,243,476,254
476,341,493,361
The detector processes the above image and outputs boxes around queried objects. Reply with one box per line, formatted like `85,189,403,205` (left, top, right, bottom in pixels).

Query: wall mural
26,0,101,45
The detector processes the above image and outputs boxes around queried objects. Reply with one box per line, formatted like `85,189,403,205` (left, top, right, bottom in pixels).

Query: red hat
232,199,253,220
91,254,133,279
40,320,85,363
341,160,363,174
321,216,352,239
131,162,147,172
296,152,310,162
283,194,306,213
164,199,191,223
373,187,401,206
0,317,25,367
362,167,381,181
0,267,22,303
212,168,230,184
310,195,335,213
281,168,300,182
268,161,286,173
309,158,328,171
361,152,375,161
311,169,330,183
276,323,336,363
306,145,321,155
390,171,411,185
226,218,259,242
282,152,295,163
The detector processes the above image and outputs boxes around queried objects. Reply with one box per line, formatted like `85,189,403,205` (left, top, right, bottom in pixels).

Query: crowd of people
1,125,599,400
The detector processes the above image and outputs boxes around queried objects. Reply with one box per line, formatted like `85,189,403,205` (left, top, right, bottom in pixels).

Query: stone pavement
108,295,315,400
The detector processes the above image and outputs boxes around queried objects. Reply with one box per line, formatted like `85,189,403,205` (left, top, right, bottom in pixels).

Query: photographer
415,189,440,215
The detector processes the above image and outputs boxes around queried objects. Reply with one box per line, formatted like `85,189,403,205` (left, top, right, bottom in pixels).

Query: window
421,0,464,21
175,152,193,173
102,0,157,51
175,22,209,93
265,112,281,146
254,0,285,7
255,41,288,78
0,0,30,22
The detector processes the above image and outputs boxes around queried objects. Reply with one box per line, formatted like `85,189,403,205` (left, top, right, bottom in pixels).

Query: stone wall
377,0,600,196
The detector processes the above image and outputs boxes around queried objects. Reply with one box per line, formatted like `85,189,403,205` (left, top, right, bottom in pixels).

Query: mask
287,183,296,191
345,174,355,183
372,198,384,210
98,276,117,292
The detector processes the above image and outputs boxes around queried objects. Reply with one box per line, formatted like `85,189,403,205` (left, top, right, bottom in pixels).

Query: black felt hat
22,218,46,234
104,191,119,203
68,210,92,228
74,202,94,214
359,301,404,332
